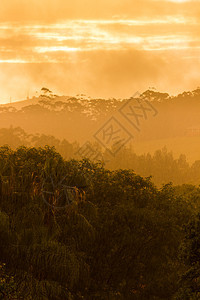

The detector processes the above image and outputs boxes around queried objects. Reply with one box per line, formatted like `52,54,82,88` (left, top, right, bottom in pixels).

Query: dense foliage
0,146,199,299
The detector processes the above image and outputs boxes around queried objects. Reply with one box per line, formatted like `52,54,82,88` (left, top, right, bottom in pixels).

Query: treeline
0,146,200,299
107,147,200,186
1,88,200,142
0,127,200,186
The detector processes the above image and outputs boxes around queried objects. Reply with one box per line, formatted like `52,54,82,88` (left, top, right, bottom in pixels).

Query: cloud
0,0,200,22
0,49,200,102
0,18,199,63
0,0,200,101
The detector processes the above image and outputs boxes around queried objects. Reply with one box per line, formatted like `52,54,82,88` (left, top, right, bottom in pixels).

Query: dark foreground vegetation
0,146,200,299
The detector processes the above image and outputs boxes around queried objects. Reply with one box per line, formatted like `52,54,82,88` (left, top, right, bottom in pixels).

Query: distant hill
0,88,200,154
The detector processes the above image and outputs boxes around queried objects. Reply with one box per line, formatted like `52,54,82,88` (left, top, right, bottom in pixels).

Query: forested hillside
1,88,200,144
0,146,200,299
1,90,200,299
1,0,200,298
0,126,200,186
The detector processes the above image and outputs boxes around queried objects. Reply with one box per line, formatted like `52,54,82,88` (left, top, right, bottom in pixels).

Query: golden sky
0,0,200,102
